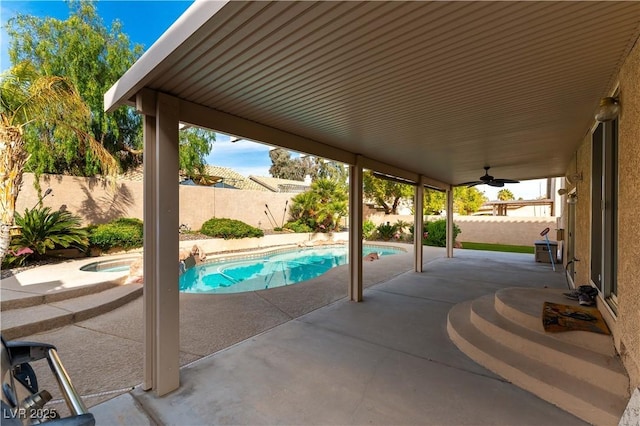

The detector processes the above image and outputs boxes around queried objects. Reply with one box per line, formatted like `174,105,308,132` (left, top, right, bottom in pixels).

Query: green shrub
288,178,348,232
284,220,313,233
10,207,88,258
424,219,461,247
88,217,144,251
394,220,411,234
200,218,264,239
362,220,376,240
375,223,398,241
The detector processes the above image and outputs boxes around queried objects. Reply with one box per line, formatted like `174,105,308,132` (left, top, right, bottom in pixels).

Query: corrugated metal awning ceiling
105,1,640,186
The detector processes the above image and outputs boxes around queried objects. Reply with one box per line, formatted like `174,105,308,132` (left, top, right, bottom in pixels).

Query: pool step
0,283,142,340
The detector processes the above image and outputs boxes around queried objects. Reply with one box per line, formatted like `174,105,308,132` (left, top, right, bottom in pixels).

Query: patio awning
105,1,640,186
103,2,640,397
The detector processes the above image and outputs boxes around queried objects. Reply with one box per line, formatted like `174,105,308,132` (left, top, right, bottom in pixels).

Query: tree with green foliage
288,178,348,232
268,148,311,181
454,186,487,215
6,0,214,176
179,127,214,180
363,171,413,215
418,187,487,216
497,188,515,200
424,188,446,215
0,62,118,263
314,160,348,185
7,1,142,174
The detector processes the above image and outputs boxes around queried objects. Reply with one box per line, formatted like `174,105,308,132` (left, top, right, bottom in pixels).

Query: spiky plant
0,61,117,262
11,207,88,258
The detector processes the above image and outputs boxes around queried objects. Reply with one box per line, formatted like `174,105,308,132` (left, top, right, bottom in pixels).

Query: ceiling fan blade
493,179,520,184
488,181,505,187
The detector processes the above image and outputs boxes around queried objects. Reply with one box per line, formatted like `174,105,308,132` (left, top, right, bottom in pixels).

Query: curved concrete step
0,284,142,340
448,301,627,426
470,294,628,397
0,278,124,311
494,287,615,356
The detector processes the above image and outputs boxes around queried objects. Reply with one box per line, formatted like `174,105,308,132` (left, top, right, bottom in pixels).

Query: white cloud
210,136,271,156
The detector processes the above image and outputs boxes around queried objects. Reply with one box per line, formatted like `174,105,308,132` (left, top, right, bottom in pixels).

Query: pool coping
180,241,409,294
198,241,408,265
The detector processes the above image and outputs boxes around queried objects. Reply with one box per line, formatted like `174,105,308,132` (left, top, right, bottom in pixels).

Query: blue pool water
179,245,404,294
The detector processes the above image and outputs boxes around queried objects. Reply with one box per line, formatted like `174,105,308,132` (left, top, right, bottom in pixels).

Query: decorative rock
124,257,144,284
364,252,379,261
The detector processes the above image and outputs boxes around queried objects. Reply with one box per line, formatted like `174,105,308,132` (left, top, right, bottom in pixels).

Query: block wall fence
17,173,557,247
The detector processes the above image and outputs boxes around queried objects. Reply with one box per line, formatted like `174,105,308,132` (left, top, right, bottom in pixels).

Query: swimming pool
179,245,405,294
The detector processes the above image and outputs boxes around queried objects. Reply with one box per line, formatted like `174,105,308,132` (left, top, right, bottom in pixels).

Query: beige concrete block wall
451,216,558,247
616,37,640,389
179,232,349,255
16,173,296,230
16,174,144,225
178,185,293,230
366,213,556,247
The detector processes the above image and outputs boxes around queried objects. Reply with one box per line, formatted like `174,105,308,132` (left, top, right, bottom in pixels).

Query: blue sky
0,1,547,199
0,0,275,177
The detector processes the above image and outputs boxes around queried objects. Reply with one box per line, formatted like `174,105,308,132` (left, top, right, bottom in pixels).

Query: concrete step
0,284,142,340
1,279,123,311
470,294,628,397
494,287,615,356
448,300,628,426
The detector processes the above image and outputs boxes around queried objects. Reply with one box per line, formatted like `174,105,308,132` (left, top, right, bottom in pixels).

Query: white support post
446,187,454,258
140,91,181,396
349,158,363,302
414,182,424,272
140,93,156,391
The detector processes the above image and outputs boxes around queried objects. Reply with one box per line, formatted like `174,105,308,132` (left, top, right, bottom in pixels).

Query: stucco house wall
563,37,640,389
616,36,640,389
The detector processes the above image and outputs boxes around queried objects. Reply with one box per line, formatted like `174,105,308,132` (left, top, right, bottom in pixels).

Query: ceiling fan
460,166,520,188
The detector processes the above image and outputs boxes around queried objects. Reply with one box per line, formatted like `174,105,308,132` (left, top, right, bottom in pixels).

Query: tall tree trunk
391,196,401,215
0,124,28,263
378,198,391,215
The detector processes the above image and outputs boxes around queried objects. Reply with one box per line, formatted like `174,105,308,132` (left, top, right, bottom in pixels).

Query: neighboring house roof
117,165,268,191
475,199,555,216
118,167,144,182
202,165,267,191
249,176,310,193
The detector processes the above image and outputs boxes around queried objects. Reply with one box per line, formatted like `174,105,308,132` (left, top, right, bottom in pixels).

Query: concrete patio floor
83,248,586,425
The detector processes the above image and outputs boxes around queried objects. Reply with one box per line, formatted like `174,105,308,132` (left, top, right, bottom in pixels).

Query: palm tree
0,62,117,262
497,189,515,201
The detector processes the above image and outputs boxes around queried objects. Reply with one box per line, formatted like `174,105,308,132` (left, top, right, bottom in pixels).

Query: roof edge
104,0,229,112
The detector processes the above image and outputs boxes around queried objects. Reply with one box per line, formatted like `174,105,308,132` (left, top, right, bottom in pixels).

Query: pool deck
2,244,588,424
1,253,136,302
